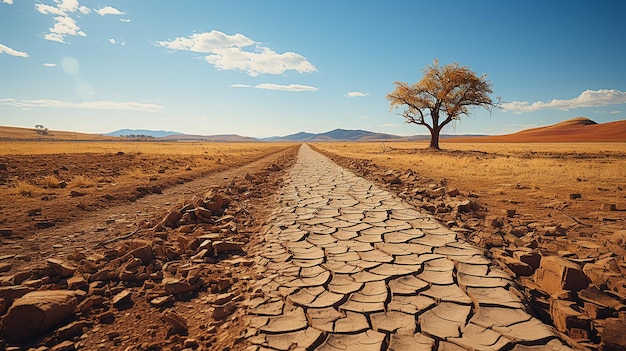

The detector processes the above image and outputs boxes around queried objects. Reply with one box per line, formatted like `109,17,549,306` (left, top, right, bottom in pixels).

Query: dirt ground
0,143,291,238
313,142,626,349
312,142,626,258
0,141,625,350
0,143,298,351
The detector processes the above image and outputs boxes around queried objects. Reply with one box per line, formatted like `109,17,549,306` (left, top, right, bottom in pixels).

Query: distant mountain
261,131,317,141
449,117,626,143
263,129,404,142
105,129,182,138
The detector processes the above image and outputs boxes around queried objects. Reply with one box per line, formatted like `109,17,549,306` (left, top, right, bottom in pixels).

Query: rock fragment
534,256,589,295
0,290,77,341
162,311,188,334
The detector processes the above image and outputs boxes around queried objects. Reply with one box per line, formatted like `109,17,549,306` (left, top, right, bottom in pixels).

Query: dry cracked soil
0,144,625,351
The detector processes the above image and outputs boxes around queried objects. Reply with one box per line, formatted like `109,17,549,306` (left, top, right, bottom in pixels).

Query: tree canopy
387,60,499,150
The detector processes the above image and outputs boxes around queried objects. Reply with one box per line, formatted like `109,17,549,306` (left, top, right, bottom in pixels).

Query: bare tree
387,60,499,150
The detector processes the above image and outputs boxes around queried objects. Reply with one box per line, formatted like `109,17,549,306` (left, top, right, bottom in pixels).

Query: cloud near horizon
157,30,317,77
502,89,626,113
230,83,318,92
346,91,369,97
0,98,162,112
0,43,29,57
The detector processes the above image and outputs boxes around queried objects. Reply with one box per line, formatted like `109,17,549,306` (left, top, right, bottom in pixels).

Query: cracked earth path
244,145,570,351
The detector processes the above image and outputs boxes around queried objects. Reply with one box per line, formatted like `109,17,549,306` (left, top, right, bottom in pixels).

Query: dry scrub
314,142,626,213
0,142,295,237
313,141,626,347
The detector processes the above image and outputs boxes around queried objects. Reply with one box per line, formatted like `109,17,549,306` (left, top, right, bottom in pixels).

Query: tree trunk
428,127,441,150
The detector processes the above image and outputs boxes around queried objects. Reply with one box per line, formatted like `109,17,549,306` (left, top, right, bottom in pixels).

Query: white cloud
44,63,57,67
0,98,162,112
35,3,66,15
0,43,29,57
108,38,126,46
95,6,125,16
3,0,14,4
230,83,318,92
502,89,626,113
256,83,318,92
36,1,88,43
50,15,86,37
44,33,66,43
120,18,131,22
157,30,316,77
157,31,254,52
346,91,369,97
37,2,125,43
58,0,78,13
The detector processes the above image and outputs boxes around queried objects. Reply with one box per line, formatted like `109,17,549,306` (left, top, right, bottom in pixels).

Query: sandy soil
0,140,625,350
0,145,299,350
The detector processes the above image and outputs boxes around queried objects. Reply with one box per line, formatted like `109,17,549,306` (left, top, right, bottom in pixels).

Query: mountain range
104,128,485,142
105,129,182,138
260,129,407,141
3,117,623,142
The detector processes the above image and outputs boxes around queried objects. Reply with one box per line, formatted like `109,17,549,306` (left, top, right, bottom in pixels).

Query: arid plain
0,120,625,351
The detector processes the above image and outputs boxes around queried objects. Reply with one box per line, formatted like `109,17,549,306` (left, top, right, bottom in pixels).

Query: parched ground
0,141,625,351
0,143,299,350
312,142,626,350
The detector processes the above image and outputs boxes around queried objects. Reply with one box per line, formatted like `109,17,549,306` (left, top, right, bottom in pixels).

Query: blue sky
1,1,625,138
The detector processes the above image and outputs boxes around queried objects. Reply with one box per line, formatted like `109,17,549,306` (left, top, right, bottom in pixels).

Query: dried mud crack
243,145,570,351
0,146,299,350
313,145,626,351
1,143,624,351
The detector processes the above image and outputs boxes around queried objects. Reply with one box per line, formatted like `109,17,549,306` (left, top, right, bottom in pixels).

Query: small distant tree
34,125,49,135
386,59,499,150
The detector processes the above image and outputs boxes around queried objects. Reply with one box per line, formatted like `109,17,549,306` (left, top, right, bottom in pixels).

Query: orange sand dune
449,117,626,143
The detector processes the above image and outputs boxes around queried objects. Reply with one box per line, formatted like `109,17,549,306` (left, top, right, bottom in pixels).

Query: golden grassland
0,126,117,141
313,141,626,206
0,141,295,200
0,140,286,156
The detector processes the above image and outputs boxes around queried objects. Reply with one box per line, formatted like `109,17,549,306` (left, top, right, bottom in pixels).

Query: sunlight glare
61,57,80,75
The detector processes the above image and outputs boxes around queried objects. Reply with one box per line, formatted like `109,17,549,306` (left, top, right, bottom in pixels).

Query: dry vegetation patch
314,141,626,347
0,141,294,237
315,142,626,226
0,141,299,350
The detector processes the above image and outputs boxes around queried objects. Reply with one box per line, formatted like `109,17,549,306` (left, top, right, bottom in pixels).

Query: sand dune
449,117,626,143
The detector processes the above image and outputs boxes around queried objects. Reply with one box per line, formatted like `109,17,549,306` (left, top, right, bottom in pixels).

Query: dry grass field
1,123,626,349
0,131,300,350
0,138,294,237
314,141,626,240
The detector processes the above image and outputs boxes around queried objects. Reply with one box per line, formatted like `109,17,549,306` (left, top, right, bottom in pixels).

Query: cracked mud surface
244,145,569,351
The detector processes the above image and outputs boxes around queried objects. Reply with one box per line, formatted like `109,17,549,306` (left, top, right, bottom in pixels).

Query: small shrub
11,181,39,197
40,175,63,188
71,175,96,188
126,168,148,179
